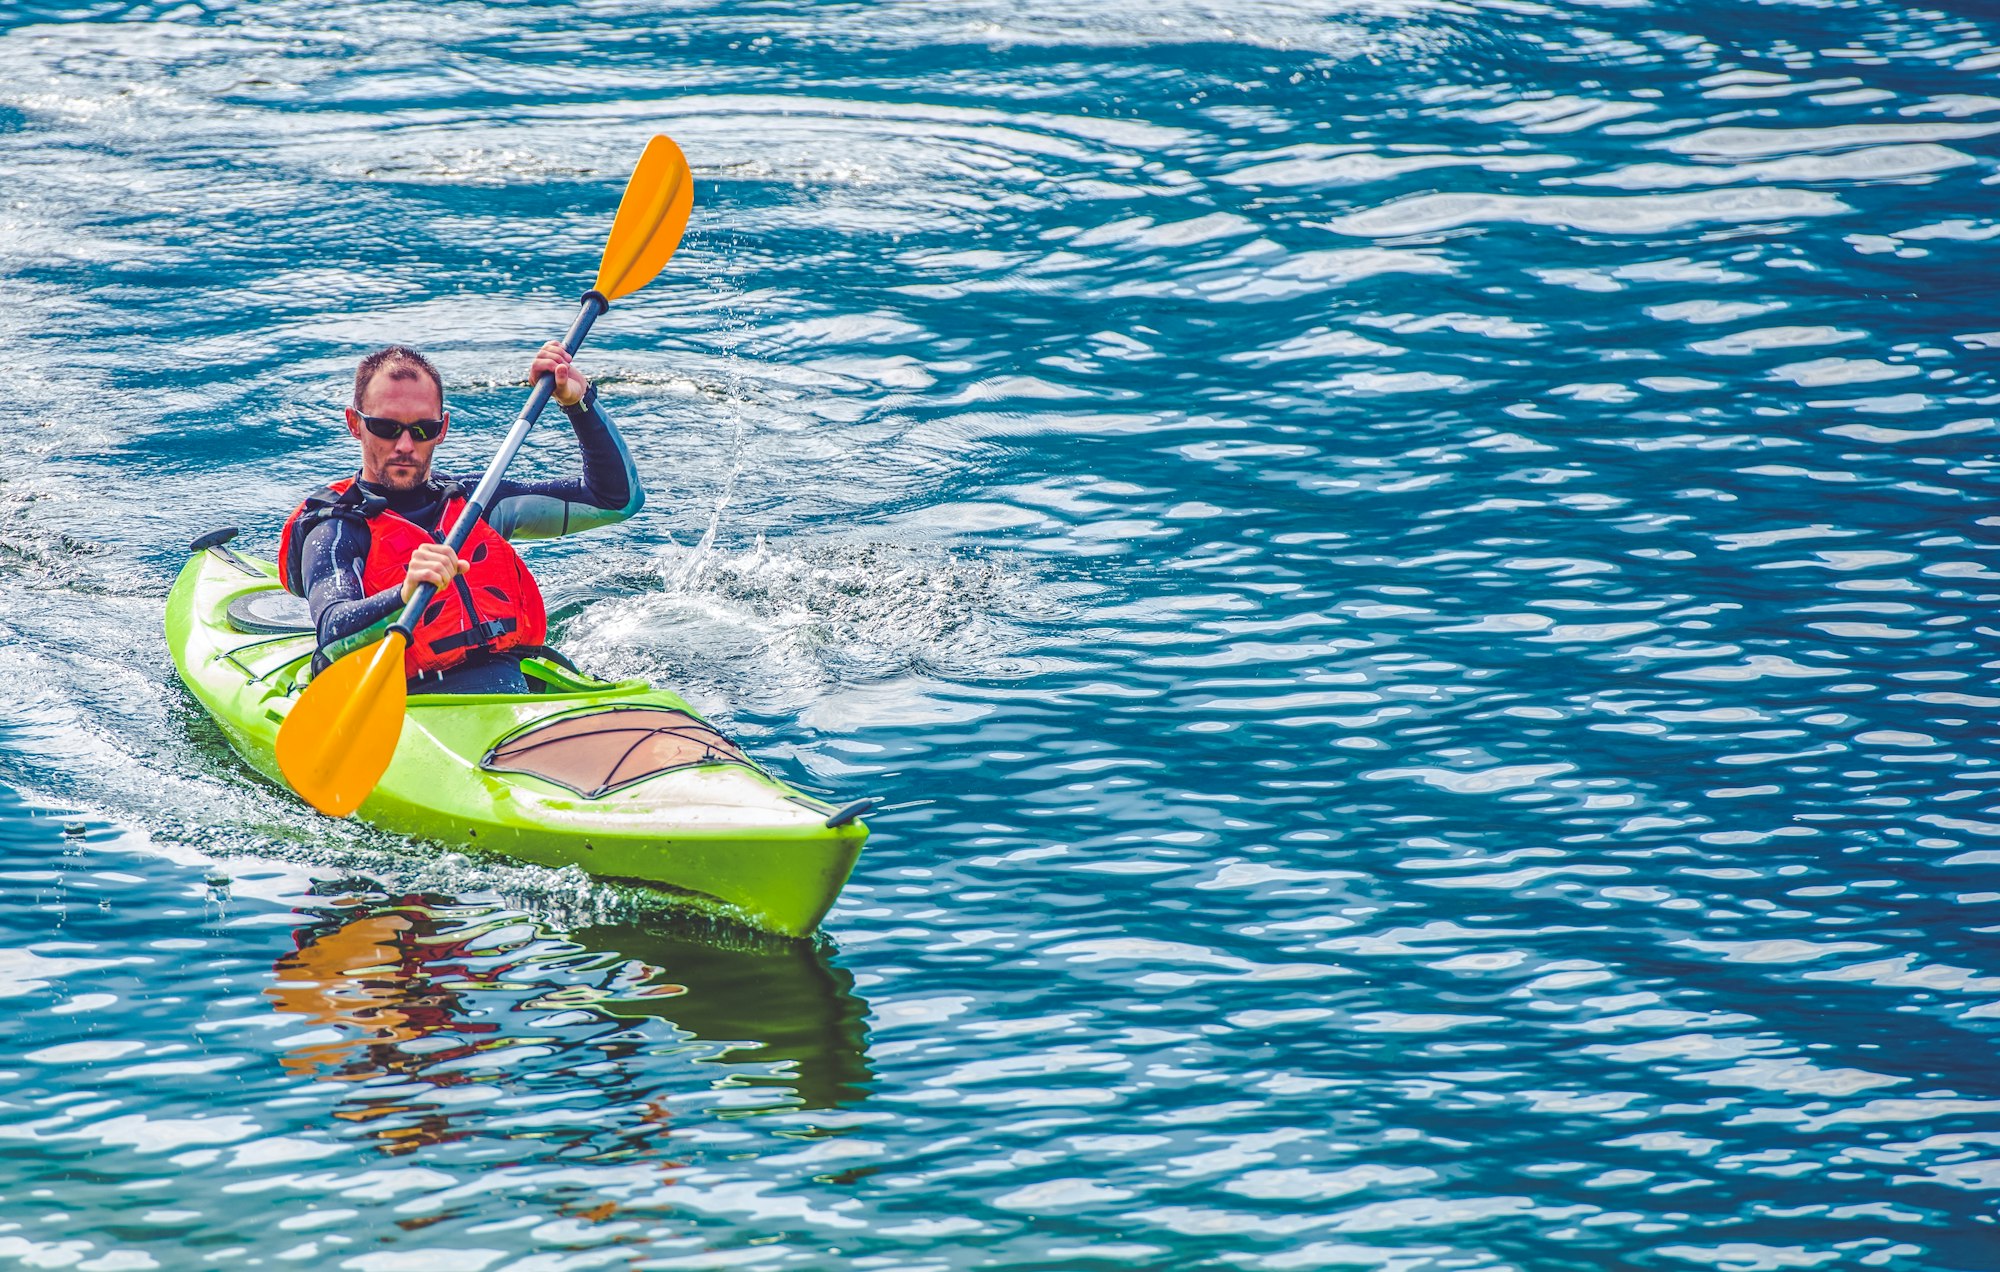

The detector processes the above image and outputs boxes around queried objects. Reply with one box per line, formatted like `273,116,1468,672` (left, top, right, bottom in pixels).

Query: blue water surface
3,1,1999,1268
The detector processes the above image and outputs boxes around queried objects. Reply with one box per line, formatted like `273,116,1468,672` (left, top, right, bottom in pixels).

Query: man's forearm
483,387,646,540
571,387,640,514
300,519,404,655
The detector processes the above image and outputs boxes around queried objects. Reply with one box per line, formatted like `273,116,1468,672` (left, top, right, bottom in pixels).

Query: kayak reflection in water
573,922,876,1112
277,341,643,695
266,896,874,1154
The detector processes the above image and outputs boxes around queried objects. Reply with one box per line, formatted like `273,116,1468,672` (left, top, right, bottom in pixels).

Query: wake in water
0,472,1044,924
559,535,1077,730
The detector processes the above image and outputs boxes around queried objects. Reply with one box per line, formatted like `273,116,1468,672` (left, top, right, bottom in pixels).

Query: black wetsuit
295,387,643,694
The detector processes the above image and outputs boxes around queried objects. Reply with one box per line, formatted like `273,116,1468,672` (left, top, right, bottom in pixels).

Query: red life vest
277,476,547,678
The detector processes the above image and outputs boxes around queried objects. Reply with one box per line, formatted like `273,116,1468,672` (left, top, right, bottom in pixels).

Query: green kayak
165,534,869,938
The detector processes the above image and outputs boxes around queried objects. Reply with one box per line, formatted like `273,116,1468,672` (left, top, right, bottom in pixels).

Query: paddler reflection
265,896,498,1154
266,901,492,1078
266,894,874,1150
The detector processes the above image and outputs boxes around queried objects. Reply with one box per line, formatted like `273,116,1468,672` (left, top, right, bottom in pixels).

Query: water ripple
4,0,2000,1267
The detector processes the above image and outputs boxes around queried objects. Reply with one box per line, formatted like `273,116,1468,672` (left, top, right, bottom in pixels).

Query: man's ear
434,413,449,441
343,407,364,440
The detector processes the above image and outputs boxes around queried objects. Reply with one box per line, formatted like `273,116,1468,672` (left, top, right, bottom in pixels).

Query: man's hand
530,339,590,407
401,542,469,604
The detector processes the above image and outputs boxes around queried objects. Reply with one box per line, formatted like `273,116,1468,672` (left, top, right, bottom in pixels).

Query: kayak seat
481,706,762,799
514,644,589,693
226,589,314,636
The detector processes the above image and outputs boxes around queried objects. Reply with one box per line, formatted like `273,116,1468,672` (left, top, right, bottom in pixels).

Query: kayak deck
165,542,867,937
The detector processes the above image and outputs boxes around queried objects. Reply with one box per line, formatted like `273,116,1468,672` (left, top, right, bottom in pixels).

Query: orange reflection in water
267,904,497,1081
265,900,505,1154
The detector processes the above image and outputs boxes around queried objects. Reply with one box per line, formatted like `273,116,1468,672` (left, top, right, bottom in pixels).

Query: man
278,341,643,695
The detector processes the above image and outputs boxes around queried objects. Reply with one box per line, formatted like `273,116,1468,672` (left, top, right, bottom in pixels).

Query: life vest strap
427,616,518,655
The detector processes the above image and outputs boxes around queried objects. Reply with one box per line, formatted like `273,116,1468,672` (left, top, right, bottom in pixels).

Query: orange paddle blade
274,633,411,817
593,134,694,301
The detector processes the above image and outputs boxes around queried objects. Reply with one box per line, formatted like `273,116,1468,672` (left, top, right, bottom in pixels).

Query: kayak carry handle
824,798,879,829
189,526,262,578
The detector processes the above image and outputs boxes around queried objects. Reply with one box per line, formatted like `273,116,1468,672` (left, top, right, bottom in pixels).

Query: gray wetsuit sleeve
482,387,645,541
298,515,402,661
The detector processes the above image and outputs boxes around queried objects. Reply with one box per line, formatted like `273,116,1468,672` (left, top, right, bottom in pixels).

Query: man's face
347,370,447,493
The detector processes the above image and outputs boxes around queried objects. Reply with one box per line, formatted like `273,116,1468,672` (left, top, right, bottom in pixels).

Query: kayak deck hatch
227,590,314,635
481,706,765,799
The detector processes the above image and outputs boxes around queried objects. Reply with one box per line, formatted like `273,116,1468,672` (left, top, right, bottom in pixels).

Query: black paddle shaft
391,289,610,641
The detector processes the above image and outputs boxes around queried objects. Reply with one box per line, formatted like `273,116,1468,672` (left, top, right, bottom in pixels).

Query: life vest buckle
428,617,518,655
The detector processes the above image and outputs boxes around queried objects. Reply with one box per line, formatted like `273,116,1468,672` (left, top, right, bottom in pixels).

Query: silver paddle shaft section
391,289,610,640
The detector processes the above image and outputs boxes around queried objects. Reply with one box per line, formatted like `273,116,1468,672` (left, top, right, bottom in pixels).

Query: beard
374,458,429,491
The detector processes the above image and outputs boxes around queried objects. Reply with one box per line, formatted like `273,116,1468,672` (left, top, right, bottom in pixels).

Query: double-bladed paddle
275,134,695,817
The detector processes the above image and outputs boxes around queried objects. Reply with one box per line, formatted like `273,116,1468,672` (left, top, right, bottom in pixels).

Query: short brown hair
352,345,444,411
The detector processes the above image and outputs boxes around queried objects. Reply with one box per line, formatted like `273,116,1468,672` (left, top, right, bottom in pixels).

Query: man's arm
482,386,645,541
297,515,402,661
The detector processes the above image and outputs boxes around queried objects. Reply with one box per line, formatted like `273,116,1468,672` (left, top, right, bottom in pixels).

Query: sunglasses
355,411,446,442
